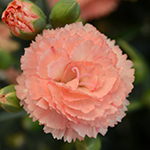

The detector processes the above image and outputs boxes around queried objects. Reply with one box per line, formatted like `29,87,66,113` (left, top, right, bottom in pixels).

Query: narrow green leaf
117,39,149,84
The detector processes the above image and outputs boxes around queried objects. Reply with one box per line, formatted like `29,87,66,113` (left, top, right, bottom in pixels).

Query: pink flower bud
1,0,47,40
0,85,22,113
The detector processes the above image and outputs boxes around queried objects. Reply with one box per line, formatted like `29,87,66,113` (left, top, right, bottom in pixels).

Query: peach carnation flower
47,0,120,20
15,22,134,142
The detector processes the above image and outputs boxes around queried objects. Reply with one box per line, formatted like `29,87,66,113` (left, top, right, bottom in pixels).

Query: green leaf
127,100,143,113
116,39,149,84
0,49,12,69
75,136,101,150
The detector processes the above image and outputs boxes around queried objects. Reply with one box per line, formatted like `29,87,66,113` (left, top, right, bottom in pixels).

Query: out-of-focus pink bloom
2,0,46,40
0,22,20,52
0,66,21,84
15,22,134,142
4,67,21,84
47,0,120,20
0,22,11,39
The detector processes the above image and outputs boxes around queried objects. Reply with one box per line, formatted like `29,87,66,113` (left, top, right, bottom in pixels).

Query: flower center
71,66,95,90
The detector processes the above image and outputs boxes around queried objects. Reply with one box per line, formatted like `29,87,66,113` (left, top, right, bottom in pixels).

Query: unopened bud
50,0,80,28
0,85,22,113
2,0,47,40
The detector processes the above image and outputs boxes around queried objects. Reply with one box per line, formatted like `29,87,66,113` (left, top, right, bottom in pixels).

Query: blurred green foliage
75,136,101,150
0,49,12,69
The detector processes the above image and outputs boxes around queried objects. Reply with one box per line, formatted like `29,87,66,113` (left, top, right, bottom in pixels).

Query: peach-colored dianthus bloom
15,22,134,142
47,0,120,20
